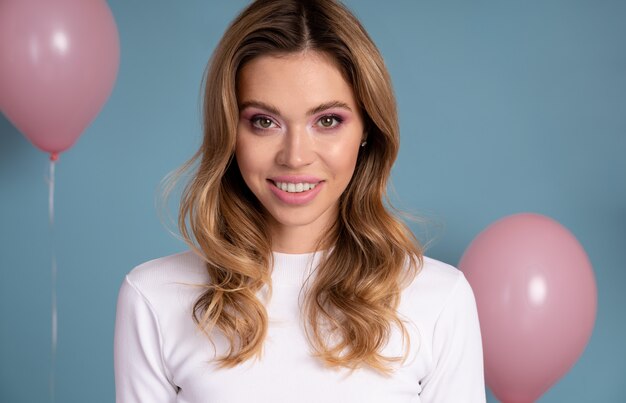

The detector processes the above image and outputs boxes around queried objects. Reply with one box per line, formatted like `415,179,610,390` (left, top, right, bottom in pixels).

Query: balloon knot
50,152,59,162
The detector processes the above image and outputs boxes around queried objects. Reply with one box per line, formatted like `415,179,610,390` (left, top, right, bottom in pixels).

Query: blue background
1,1,624,402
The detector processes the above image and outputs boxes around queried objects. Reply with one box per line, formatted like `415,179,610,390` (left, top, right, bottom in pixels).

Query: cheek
323,140,361,179
235,134,270,183
235,136,255,179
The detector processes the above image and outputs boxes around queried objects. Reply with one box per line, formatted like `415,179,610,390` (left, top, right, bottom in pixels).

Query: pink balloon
0,0,120,159
459,213,597,403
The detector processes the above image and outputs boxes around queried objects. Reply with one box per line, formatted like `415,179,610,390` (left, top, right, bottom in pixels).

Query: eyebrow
238,100,353,116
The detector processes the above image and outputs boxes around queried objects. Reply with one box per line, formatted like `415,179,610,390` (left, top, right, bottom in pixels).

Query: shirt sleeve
419,272,486,402
114,275,178,403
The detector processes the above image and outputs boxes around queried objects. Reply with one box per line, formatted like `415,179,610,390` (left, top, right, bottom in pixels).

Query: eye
250,115,278,130
316,114,343,129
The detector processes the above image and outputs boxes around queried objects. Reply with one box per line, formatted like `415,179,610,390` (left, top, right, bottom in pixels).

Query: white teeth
274,181,318,193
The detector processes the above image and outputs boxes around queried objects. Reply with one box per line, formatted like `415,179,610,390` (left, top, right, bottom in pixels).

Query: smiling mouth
268,180,323,193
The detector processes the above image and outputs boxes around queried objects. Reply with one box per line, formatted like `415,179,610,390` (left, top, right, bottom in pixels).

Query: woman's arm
419,273,486,402
114,276,178,402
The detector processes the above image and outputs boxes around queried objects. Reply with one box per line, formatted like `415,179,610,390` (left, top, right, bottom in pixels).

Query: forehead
236,51,357,112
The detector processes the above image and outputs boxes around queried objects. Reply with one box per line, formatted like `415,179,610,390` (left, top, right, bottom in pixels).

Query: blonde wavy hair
161,0,424,375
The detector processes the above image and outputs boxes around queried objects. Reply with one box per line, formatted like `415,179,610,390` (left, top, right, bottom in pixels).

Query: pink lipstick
267,177,324,205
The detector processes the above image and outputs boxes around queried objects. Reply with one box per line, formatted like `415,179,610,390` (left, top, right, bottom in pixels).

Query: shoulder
403,254,465,296
417,255,463,284
126,249,208,286
120,250,210,313
399,254,474,323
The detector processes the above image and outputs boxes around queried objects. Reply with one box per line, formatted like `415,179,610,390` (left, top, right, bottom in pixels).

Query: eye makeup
314,114,344,130
239,108,280,131
250,115,279,130
241,110,349,133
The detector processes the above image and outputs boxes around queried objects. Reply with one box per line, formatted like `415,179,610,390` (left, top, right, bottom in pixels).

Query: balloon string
46,159,57,403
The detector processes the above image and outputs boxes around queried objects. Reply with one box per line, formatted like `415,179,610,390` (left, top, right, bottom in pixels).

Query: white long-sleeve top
114,250,485,402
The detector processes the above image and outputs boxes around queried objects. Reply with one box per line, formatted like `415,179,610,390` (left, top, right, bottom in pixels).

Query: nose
275,125,315,168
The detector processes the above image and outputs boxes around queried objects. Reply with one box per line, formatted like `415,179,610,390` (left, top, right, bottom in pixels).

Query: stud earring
360,140,367,147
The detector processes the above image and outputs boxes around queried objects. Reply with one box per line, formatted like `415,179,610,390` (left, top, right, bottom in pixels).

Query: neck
267,213,336,254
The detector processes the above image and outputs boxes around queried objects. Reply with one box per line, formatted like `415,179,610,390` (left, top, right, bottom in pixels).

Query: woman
114,1,485,402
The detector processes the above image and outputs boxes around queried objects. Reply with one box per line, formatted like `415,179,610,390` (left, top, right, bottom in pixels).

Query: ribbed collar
270,250,325,286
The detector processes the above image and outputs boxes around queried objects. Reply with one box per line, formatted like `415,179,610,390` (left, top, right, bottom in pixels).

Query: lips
267,178,325,205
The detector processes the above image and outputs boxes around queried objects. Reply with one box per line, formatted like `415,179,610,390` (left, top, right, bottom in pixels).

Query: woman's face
235,50,365,251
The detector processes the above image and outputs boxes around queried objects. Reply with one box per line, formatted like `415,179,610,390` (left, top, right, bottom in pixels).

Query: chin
269,209,323,228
